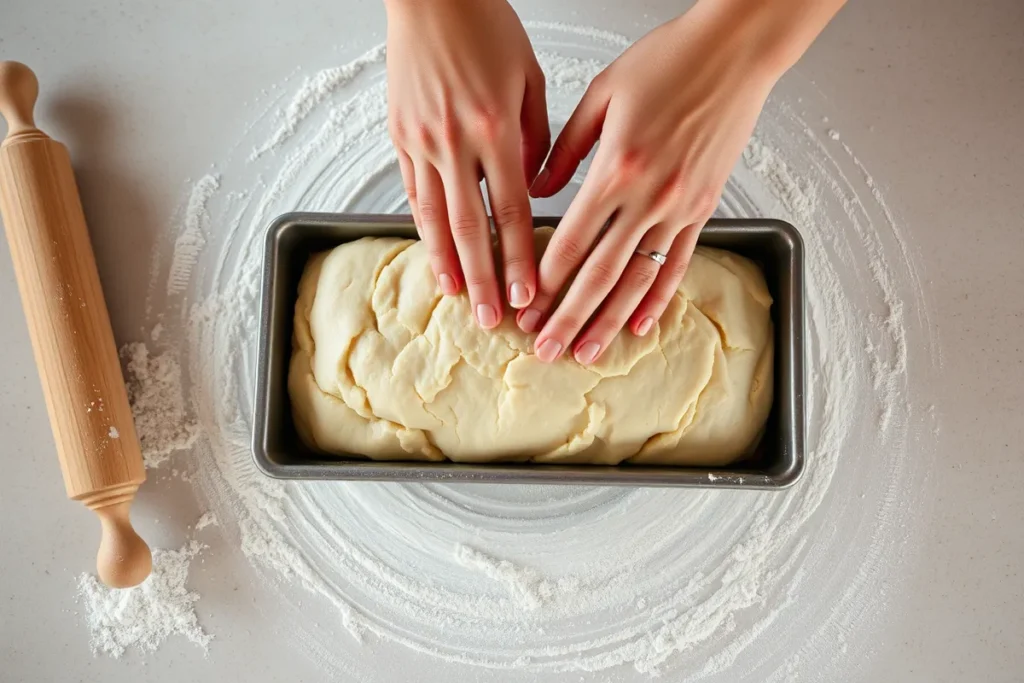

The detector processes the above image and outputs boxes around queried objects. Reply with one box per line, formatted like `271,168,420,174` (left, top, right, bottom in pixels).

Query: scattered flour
251,44,388,160
76,540,210,658
118,21,934,682
167,174,220,296
194,511,218,531
122,342,198,469
453,544,580,610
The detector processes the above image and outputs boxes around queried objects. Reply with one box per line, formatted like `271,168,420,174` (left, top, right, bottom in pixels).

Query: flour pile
76,541,210,658
98,22,934,682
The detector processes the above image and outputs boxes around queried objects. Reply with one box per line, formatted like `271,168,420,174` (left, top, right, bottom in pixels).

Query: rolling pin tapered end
95,500,153,589
0,61,39,139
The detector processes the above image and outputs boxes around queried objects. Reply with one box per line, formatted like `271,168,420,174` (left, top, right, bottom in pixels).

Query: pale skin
386,0,846,363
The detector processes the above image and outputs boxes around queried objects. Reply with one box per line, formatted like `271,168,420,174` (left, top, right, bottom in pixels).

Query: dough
289,228,773,466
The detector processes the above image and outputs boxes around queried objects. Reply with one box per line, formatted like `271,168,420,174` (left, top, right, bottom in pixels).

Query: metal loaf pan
253,213,805,489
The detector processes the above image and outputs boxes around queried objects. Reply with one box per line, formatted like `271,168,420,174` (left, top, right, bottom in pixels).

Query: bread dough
289,228,773,466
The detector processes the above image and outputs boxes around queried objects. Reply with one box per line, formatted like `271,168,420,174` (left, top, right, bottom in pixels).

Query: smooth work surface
1,1,1022,682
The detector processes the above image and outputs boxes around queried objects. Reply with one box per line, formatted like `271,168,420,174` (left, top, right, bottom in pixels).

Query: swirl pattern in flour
153,23,936,682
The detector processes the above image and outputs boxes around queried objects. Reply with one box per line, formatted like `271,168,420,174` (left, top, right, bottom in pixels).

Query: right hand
385,0,550,329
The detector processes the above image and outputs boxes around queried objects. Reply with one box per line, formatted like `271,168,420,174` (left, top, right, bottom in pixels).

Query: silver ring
635,249,668,266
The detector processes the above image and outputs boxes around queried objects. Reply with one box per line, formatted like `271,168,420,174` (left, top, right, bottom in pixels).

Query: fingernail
575,341,601,365
536,338,563,363
529,169,550,196
636,317,654,336
509,281,530,308
438,274,457,296
518,308,542,333
476,304,498,329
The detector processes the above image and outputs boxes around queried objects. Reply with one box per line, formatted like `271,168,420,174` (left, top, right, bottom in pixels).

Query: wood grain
0,61,151,587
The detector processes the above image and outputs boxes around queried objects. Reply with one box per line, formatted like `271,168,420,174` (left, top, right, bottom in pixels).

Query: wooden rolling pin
0,61,151,588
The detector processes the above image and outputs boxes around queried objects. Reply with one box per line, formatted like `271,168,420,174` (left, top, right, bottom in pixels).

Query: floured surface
290,229,773,465
51,19,937,683
75,541,210,658
10,2,1024,683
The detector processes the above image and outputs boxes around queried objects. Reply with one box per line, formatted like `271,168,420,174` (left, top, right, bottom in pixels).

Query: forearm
690,0,847,77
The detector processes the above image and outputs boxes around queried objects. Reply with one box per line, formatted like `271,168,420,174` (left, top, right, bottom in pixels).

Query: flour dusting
76,540,210,658
194,511,218,531
251,44,388,160
454,544,578,610
167,174,219,296
121,22,935,682
122,342,198,469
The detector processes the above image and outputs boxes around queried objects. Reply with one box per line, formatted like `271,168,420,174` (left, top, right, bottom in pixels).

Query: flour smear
122,22,934,682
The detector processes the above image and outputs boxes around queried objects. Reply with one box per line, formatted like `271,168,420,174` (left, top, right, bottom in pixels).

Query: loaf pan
252,213,805,489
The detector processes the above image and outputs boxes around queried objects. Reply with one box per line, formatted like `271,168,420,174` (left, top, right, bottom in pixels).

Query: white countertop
1,1,1022,681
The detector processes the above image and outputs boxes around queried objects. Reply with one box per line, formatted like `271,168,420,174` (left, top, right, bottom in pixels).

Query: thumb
529,77,609,198
520,66,551,185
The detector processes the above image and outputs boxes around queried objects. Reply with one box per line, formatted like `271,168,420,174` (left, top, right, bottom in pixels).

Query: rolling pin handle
94,497,153,589
0,61,40,139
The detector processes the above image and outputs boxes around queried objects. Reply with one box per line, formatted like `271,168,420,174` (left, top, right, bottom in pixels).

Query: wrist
383,0,443,15
691,0,846,78
385,0,499,14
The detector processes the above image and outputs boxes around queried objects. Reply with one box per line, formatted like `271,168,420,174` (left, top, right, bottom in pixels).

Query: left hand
521,1,789,364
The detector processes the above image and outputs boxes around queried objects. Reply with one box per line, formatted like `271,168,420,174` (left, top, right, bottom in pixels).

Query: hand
385,0,550,329
522,0,842,364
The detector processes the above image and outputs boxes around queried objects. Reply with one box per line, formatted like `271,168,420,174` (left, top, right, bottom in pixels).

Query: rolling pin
0,61,151,588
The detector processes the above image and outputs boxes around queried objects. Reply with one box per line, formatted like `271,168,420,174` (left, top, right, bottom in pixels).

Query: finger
629,222,702,336
529,76,609,198
397,150,422,236
516,166,620,335
482,139,536,310
439,159,503,328
532,210,652,363
520,64,551,185
571,223,678,364
414,160,462,296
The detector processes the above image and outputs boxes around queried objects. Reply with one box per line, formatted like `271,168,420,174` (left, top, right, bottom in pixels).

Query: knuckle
588,70,611,95
645,289,674,311
427,245,449,263
470,107,507,142
628,262,659,290
549,136,577,164
550,236,586,266
660,172,687,203
589,317,624,340
554,313,584,334
439,116,460,146
465,272,494,288
449,214,483,240
585,260,619,290
388,117,406,144
528,62,546,84
492,200,530,228
415,122,436,151
690,189,718,219
503,253,532,272
614,147,649,178
418,200,441,225
669,257,691,283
